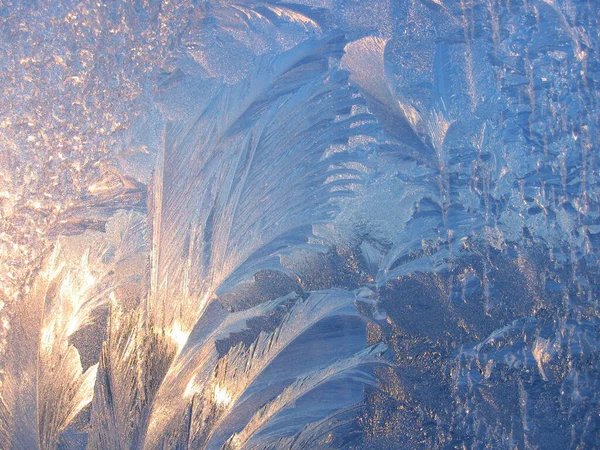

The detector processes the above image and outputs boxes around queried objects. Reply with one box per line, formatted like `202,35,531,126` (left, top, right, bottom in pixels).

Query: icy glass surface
0,1,599,449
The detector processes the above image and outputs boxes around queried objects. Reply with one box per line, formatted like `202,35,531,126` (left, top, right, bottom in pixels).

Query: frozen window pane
0,1,599,449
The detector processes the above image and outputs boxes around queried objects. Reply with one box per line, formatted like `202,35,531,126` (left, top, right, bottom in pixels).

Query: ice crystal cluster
0,1,599,449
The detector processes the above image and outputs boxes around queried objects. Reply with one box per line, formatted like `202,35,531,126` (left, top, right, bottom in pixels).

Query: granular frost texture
0,1,599,449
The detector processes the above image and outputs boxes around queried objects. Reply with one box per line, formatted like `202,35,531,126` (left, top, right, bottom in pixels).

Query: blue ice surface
0,0,599,449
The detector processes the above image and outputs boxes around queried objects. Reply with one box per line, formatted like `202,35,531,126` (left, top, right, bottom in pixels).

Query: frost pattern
1,0,600,449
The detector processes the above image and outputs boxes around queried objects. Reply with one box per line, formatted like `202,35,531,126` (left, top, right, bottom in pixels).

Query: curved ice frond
262,405,365,450
342,36,433,162
224,342,387,450
260,5,321,30
135,34,386,447
86,305,177,450
0,254,96,450
0,212,145,450
343,36,456,168
214,2,325,31
144,289,380,449
344,37,485,286
211,290,359,404
150,32,373,338
138,297,286,448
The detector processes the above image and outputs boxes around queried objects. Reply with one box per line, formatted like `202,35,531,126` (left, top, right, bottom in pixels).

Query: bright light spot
88,180,112,193
40,323,56,353
82,270,96,292
228,435,242,450
213,384,232,407
168,320,190,354
184,375,200,399
67,316,82,337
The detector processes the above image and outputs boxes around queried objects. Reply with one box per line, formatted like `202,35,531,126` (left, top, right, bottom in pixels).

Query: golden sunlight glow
88,180,112,193
66,316,82,338
184,376,198,399
228,435,242,450
40,322,56,353
168,320,191,354
62,254,97,337
212,384,232,407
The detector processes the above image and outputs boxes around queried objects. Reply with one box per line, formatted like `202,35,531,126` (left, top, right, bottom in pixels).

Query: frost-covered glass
1,1,599,449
